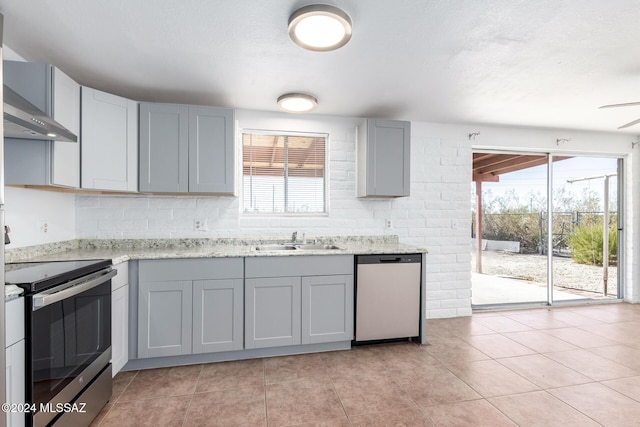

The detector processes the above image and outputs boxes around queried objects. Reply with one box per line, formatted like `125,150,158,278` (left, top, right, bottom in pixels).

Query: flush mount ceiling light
288,4,352,51
277,93,318,113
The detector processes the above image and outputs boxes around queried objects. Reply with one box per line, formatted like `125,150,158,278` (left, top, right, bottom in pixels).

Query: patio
472,250,617,306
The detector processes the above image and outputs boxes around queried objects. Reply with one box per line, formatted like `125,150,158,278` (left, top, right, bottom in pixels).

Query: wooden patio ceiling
473,153,572,182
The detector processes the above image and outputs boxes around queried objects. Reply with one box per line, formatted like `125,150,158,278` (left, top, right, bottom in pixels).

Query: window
242,131,327,214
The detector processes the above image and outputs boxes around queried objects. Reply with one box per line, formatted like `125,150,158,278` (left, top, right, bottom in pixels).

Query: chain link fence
471,211,617,255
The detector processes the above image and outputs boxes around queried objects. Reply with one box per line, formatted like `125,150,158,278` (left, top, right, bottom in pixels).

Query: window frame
240,128,329,216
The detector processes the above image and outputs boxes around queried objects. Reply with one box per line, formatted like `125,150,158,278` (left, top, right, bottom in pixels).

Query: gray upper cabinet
4,61,80,188
189,106,235,193
139,103,189,193
81,87,138,191
357,119,410,197
51,69,81,187
139,103,235,194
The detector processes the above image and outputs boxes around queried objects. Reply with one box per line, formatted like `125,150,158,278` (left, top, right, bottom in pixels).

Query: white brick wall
7,108,638,319
73,114,475,318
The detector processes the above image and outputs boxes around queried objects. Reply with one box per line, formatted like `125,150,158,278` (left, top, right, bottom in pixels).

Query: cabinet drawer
245,255,352,278
139,258,243,281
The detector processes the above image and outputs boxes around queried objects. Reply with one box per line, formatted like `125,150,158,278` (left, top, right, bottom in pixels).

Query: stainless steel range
6,259,115,427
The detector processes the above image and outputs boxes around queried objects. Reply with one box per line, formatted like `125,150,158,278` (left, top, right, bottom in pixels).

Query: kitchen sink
254,244,297,251
253,244,342,251
294,244,342,250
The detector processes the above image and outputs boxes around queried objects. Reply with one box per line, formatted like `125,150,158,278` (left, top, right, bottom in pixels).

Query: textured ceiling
1,0,640,133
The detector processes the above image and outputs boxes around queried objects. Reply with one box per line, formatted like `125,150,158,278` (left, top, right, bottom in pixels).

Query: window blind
243,132,326,213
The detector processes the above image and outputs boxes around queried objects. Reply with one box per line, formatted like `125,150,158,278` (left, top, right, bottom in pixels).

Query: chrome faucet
290,231,306,245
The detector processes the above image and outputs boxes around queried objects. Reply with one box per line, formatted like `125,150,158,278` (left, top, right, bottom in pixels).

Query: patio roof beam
475,155,547,176
473,173,499,182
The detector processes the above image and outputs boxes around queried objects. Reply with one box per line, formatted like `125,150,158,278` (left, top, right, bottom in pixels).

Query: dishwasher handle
356,254,422,264
379,257,402,263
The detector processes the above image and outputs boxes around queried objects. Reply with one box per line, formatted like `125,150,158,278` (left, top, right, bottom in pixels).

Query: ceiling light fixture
288,4,352,51
277,93,318,113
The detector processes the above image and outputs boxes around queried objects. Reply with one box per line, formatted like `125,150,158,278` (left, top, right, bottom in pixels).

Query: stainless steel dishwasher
355,254,422,342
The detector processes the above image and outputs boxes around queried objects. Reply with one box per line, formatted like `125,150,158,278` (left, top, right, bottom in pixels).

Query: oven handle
32,268,116,310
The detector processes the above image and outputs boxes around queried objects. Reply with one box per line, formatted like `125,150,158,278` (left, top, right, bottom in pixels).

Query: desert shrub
567,223,617,266
483,212,541,253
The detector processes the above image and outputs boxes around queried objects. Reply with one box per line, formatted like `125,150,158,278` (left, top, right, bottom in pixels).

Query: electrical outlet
385,219,392,229
451,219,458,229
39,221,49,233
194,219,208,231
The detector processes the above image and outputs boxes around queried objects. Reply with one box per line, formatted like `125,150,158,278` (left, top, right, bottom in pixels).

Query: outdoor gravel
471,250,618,297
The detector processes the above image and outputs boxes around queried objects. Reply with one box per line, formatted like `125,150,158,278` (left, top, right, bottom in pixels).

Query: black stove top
5,259,112,293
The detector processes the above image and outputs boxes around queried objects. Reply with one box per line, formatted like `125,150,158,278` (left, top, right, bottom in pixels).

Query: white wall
4,186,76,248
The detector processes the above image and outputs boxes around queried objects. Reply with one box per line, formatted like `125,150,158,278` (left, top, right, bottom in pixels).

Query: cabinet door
302,275,353,344
245,277,301,349
3,61,80,188
6,340,25,427
193,279,243,353
81,87,138,191
188,106,235,193
358,119,410,197
51,68,81,188
111,284,129,375
138,280,192,358
139,103,189,192
370,119,410,196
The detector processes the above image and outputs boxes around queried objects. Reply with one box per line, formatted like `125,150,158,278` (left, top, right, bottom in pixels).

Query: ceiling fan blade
599,101,640,109
617,117,640,129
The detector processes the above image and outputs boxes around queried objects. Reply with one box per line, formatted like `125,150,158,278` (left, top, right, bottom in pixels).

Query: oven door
28,268,115,426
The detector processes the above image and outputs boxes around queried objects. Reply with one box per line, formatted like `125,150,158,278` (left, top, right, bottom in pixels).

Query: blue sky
474,156,619,212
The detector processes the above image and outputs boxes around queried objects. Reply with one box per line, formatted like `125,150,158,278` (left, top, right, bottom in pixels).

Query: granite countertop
4,235,426,298
6,235,427,265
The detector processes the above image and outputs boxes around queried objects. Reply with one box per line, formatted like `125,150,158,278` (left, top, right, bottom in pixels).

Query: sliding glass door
472,152,550,305
551,156,620,302
472,151,623,307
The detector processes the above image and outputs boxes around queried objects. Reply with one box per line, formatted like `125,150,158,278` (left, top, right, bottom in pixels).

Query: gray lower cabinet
138,280,192,358
139,103,234,194
193,279,243,353
137,258,244,359
111,262,129,375
6,341,25,427
302,275,353,344
244,256,354,350
245,277,302,349
6,297,25,427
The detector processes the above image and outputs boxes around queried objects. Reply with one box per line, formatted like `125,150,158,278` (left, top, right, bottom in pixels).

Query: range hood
3,84,77,142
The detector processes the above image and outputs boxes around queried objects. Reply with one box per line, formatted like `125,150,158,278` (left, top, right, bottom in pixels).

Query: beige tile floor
91,303,640,426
